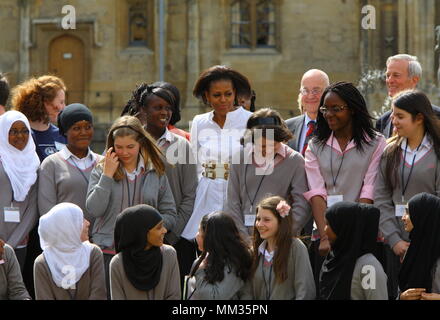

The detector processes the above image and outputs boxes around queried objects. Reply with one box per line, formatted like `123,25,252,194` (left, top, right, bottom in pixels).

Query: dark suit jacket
376,104,440,138
285,114,305,152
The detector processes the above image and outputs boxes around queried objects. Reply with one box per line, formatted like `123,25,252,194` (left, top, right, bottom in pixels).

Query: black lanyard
401,141,422,202
262,247,273,300
70,157,91,185
125,175,137,207
245,163,267,214
330,135,349,192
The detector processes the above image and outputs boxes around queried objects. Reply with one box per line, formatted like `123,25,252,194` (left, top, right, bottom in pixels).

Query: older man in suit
376,54,440,138
286,69,330,155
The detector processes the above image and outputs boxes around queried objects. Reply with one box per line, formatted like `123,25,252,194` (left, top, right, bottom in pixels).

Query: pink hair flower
276,200,290,218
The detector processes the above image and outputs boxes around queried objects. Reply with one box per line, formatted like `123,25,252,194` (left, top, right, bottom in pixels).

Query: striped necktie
302,121,316,156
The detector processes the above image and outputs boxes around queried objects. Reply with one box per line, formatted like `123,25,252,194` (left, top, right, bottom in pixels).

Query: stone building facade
1,0,439,150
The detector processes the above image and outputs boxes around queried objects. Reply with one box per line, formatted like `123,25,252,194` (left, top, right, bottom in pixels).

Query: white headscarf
38,203,94,289
0,111,40,201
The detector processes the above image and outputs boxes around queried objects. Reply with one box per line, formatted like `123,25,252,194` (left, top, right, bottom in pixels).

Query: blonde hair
99,116,165,181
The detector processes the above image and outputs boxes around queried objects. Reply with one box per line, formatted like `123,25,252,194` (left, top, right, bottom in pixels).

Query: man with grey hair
286,69,330,155
376,54,440,137
0,73,9,115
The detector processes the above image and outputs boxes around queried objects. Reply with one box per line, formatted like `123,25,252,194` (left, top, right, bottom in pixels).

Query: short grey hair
386,54,422,79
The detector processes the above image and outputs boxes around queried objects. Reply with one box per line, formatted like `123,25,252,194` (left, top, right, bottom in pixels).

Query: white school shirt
59,146,96,170
400,134,432,164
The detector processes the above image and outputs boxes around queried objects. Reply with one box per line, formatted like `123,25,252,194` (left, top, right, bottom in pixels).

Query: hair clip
276,200,290,218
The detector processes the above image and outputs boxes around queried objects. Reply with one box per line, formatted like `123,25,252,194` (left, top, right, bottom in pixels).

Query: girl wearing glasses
0,111,40,270
375,90,440,299
304,81,386,291
123,83,198,284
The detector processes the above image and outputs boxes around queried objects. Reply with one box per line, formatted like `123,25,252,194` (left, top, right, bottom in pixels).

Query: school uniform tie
301,120,316,156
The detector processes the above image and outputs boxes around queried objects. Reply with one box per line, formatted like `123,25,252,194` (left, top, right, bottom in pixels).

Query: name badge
395,204,407,217
327,195,343,208
0,259,4,265
245,214,256,227
4,207,20,223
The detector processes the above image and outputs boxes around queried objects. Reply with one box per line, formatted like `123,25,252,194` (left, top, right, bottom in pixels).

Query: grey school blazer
285,114,305,152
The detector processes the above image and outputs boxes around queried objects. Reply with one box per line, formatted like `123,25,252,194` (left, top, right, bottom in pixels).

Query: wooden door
49,35,85,104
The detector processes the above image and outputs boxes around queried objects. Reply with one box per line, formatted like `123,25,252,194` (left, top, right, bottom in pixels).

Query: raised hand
103,147,120,178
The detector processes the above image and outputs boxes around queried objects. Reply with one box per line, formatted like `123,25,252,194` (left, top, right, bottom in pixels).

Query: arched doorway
48,35,85,104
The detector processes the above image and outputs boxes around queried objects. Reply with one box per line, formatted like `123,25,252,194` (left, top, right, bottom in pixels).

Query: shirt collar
401,134,432,152
304,113,316,126
125,154,146,176
258,240,275,262
60,145,94,162
325,132,373,152
208,106,245,122
157,127,174,143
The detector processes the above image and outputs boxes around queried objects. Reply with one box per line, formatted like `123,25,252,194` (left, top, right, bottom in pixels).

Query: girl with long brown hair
241,195,315,300
375,90,440,299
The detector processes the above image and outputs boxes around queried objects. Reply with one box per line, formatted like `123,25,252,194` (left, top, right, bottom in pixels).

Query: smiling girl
0,111,40,270
375,90,440,299
38,104,101,227
241,196,315,300
304,82,386,290
399,193,440,300
123,83,198,282
110,204,180,300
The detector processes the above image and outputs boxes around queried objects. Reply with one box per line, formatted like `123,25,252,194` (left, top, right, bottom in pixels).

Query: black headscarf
57,103,93,137
319,202,380,300
114,204,163,291
398,193,440,293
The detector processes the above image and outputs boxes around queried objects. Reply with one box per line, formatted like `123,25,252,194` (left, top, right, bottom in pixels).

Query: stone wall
0,0,439,143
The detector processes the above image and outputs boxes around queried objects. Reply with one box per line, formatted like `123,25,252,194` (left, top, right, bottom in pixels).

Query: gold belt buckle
203,169,216,179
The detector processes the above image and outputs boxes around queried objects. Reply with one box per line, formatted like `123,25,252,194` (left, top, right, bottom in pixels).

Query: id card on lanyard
328,136,346,208
4,206,20,223
396,142,422,216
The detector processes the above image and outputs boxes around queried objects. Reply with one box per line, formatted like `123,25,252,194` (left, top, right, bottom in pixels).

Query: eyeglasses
300,88,323,96
8,128,30,136
319,105,348,114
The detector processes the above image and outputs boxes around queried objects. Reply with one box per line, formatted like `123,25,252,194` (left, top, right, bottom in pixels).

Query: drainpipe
159,0,165,81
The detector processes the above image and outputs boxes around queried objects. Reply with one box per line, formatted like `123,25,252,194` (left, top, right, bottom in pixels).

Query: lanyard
262,247,273,300
125,175,137,207
401,141,422,202
70,157,91,185
330,136,348,193
245,163,267,214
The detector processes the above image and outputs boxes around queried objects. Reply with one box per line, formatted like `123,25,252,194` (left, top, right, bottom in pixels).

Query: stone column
406,0,436,87
184,0,202,128
18,0,30,82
